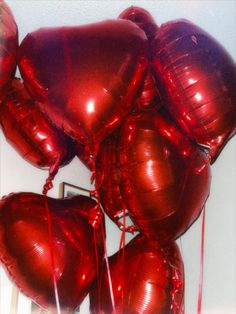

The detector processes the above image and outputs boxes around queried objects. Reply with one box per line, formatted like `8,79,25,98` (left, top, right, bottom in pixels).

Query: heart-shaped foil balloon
152,19,236,163
115,109,211,244
0,0,18,94
0,192,104,313
18,19,148,153
0,79,75,171
90,235,184,314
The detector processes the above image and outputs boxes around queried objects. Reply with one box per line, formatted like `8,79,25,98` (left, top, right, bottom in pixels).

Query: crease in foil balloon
151,19,236,162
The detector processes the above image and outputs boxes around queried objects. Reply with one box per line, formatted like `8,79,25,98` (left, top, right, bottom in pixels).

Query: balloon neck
88,204,104,230
85,143,100,159
42,160,60,195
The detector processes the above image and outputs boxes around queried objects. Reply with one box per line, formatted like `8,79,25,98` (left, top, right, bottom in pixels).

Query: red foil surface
0,79,75,170
152,19,236,162
0,0,18,95
90,235,184,314
0,192,104,313
18,19,148,151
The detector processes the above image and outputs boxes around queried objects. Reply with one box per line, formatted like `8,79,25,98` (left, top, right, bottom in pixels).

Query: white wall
0,1,235,314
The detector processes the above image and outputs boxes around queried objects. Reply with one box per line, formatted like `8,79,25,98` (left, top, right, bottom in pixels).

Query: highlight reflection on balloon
18,19,148,152
152,19,236,162
0,79,75,171
90,235,184,314
0,192,104,313
0,0,18,94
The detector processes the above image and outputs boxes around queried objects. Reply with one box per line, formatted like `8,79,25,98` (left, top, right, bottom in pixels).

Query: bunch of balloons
0,1,235,313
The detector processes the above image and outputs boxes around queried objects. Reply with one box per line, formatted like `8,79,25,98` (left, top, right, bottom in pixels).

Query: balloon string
197,206,206,314
118,209,126,313
93,229,101,312
178,237,185,314
118,212,125,312
42,159,60,195
90,152,116,314
118,213,126,252
43,195,61,314
101,226,116,314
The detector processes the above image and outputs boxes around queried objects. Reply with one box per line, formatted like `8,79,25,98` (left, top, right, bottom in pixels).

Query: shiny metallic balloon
117,110,211,244
0,0,18,94
0,192,104,313
0,79,75,170
152,19,236,162
18,19,148,153
90,235,184,314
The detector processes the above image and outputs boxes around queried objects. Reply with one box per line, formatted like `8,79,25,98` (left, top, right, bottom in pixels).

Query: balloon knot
43,177,53,195
88,205,103,229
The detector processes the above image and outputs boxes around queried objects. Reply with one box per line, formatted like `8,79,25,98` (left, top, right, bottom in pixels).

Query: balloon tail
84,143,100,184
42,159,60,195
197,207,206,314
43,196,61,314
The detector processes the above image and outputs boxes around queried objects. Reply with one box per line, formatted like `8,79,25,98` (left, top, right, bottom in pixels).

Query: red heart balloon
0,0,18,94
99,109,211,244
0,192,104,313
18,19,148,152
152,19,236,162
0,79,75,171
90,235,184,314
